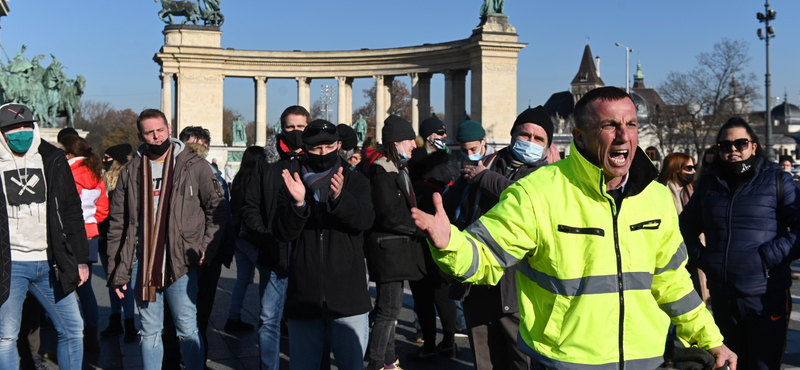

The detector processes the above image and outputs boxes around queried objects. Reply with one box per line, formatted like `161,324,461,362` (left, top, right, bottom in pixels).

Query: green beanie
456,120,486,143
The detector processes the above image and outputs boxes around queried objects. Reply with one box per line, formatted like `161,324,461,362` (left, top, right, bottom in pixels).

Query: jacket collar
567,140,658,199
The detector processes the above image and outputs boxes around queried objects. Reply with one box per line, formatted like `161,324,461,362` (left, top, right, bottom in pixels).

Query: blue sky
1,0,798,126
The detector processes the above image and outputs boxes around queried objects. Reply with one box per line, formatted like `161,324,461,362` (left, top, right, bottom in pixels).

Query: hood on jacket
68,157,102,190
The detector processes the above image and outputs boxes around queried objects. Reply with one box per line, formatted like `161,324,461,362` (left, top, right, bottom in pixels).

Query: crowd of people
0,85,797,370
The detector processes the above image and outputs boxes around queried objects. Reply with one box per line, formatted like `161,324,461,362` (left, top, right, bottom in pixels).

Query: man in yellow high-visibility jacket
412,87,737,370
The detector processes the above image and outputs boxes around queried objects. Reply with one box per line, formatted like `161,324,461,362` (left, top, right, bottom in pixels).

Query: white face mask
511,139,546,163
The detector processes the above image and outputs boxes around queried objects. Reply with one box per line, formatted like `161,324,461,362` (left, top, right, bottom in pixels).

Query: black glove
672,347,716,370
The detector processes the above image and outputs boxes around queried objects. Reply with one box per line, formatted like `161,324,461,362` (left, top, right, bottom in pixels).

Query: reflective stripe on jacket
431,141,724,369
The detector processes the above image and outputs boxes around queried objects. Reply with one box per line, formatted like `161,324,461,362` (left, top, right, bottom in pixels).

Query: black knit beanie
104,143,133,164
512,105,554,145
382,115,416,144
419,116,446,139
338,124,358,151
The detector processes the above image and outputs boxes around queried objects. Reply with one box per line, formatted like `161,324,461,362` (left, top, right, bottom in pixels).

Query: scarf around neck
301,156,342,205
138,145,175,302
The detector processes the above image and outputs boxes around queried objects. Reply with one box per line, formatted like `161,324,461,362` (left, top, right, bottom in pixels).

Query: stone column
160,72,174,125
444,70,455,138
375,75,385,143
467,17,526,145
411,73,432,132
453,70,467,136
254,76,268,147
175,72,225,146
383,76,394,117
296,77,311,110
336,76,353,125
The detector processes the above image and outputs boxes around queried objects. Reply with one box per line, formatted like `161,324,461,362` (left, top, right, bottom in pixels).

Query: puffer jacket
431,141,723,368
69,159,109,239
106,139,227,287
681,157,800,296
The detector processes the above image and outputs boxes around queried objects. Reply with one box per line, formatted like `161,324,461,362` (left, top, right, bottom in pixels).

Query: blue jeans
0,261,83,369
288,311,369,370
76,262,98,328
229,243,257,320
258,265,288,370
136,267,204,370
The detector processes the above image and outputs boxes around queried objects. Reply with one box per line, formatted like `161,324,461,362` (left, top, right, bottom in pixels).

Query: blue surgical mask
511,139,545,163
399,151,409,160
462,152,482,161
6,130,34,154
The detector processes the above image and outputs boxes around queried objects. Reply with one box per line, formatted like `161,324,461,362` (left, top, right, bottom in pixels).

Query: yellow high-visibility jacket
431,142,723,369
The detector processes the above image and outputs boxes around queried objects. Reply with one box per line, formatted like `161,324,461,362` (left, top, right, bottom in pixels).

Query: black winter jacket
443,147,546,313
273,163,375,319
0,140,88,305
681,157,800,296
240,139,301,271
364,154,427,283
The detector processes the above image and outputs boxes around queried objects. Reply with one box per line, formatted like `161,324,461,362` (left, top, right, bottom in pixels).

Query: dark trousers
463,285,529,370
710,288,790,370
409,273,456,350
366,281,404,369
17,293,42,370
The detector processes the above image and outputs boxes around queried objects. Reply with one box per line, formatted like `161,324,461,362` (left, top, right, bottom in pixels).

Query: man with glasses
274,119,374,369
0,103,89,369
241,105,309,369
412,87,736,369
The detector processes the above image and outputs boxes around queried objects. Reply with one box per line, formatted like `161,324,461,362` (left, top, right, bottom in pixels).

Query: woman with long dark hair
225,146,266,332
681,118,799,369
61,135,109,352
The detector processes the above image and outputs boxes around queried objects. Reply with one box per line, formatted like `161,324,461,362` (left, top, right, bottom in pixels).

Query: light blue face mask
511,139,546,163
462,151,482,161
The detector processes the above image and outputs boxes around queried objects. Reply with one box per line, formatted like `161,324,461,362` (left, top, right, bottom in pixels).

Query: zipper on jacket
609,199,625,370
629,219,661,231
723,181,745,284
557,224,605,236
319,230,325,304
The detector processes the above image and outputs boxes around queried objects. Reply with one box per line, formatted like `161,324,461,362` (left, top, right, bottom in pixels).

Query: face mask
6,130,34,154
103,161,113,172
678,172,693,187
462,151,482,161
306,151,338,173
350,165,358,171
720,154,758,177
511,139,545,163
147,139,171,157
283,130,304,150
399,151,409,160
429,138,446,151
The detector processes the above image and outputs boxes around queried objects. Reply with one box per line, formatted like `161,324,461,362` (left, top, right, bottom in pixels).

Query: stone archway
154,17,525,160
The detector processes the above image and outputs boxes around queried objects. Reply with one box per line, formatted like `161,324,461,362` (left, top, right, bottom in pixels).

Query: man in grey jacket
106,109,227,370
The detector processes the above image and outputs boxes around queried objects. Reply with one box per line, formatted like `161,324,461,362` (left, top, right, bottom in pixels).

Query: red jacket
69,159,108,239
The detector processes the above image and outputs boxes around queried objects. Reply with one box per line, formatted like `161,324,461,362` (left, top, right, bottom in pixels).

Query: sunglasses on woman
717,138,750,152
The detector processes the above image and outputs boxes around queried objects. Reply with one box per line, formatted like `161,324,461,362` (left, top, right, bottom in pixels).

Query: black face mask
103,161,113,172
147,139,171,157
720,154,759,178
306,151,339,173
283,130,304,150
678,172,693,187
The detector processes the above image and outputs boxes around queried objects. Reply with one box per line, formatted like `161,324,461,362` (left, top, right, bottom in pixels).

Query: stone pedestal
161,26,225,146
467,16,525,142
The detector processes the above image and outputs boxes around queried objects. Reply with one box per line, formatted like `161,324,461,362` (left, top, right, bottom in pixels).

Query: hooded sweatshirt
0,124,49,261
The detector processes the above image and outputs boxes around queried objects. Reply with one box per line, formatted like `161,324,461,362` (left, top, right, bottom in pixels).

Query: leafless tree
657,38,760,157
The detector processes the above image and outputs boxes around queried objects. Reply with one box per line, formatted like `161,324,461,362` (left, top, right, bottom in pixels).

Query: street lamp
758,1,777,160
320,84,336,121
615,43,634,94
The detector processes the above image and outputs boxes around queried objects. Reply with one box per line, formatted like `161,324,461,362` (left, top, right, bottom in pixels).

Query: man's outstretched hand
411,192,451,250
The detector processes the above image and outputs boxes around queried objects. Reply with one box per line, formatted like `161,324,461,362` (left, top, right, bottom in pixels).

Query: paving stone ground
34,260,800,369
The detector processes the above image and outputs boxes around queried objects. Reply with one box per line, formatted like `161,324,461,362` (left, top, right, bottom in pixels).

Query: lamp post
320,84,336,121
758,1,777,161
615,43,633,94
